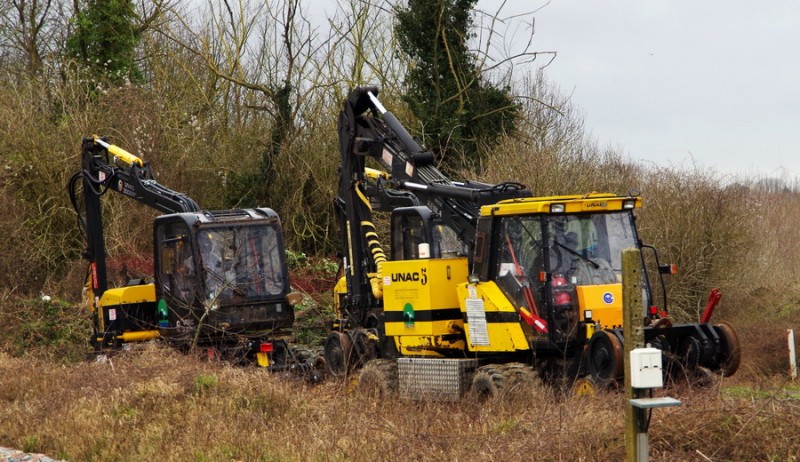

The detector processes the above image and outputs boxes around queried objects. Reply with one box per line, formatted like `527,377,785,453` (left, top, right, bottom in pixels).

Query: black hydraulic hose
67,171,82,214
67,171,88,241
491,182,528,192
80,167,112,197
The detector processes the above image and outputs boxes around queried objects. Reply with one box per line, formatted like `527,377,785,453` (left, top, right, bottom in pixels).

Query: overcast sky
311,1,798,178
489,0,800,178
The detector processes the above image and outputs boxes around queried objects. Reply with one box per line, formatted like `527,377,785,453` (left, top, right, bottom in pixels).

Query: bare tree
162,0,322,126
0,0,66,79
322,0,403,95
471,1,555,82
157,0,329,205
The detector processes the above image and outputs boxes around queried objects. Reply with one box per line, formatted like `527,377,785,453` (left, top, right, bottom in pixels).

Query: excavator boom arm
75,136,201,299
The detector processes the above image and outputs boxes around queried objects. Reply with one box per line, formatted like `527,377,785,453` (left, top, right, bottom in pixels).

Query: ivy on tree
395,0,519,174
65,0,142,84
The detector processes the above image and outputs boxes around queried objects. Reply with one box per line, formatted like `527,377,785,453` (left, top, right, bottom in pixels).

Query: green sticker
403,303,415,328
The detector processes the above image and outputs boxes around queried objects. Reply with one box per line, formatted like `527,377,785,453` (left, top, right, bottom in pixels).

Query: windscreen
496,211,639,287
198,223,287,302
547,211,638,284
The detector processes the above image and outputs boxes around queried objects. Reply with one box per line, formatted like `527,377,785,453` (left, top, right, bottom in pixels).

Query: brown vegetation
1,343,798,462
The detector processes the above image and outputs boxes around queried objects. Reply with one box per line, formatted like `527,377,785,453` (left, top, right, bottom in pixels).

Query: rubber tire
715,321,741,377
471,369,504,401
471,363,539,401
324,332,351,377
357,359,398,398
498,362,541,394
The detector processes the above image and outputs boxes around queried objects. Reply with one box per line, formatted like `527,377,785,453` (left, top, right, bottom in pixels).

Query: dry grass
0,340,798,462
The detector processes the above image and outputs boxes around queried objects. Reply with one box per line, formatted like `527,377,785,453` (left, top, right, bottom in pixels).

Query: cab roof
480,192,642,217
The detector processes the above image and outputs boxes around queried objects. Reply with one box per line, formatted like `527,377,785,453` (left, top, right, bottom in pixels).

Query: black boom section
341,87,532,254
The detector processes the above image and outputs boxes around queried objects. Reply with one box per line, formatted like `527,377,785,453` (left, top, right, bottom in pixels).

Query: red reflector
649,306,658,315
260,342,273,353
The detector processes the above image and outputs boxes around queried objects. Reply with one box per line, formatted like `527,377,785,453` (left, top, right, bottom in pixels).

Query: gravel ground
0,447,64,462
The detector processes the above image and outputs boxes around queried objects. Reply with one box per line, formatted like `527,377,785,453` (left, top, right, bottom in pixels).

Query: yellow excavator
69,136,314,372
324,87,740,398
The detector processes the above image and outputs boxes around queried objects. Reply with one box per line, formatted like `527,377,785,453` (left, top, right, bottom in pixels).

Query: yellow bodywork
93,136,144,167
115,330,160,343
482,192,641,216
93,283,160,344
576,283,624,330
356,193,641,358
383,258,468,356
332,275,348,315
381,257,531,355
99,283,156,307
456,282,530,352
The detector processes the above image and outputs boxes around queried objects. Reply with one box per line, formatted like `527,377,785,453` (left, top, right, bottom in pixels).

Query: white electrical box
630,347,664,388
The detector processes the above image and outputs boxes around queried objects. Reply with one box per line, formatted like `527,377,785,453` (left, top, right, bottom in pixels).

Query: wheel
471,363,539,401
715,321,741,376
681,336,703,369
498,362,542,394
349,328,378,367
471,367,504,401
311,355,327,383
357,359,398,398
572,376,598,397
588,330,624,384
324,332,351,377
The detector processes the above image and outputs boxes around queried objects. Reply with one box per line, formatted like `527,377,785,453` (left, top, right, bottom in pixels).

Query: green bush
0,295,91,364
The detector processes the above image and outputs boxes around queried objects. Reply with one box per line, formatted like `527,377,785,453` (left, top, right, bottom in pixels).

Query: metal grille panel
398,358,477,401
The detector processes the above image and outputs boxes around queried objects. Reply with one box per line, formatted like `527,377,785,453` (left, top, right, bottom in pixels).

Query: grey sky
311,1,799,177
503,0,800,177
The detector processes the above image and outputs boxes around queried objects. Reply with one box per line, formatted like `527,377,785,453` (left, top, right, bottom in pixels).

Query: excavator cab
390,206,465,260
153,209,294,340
72,136,296,364
490,207,641,345
478,194,740,384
